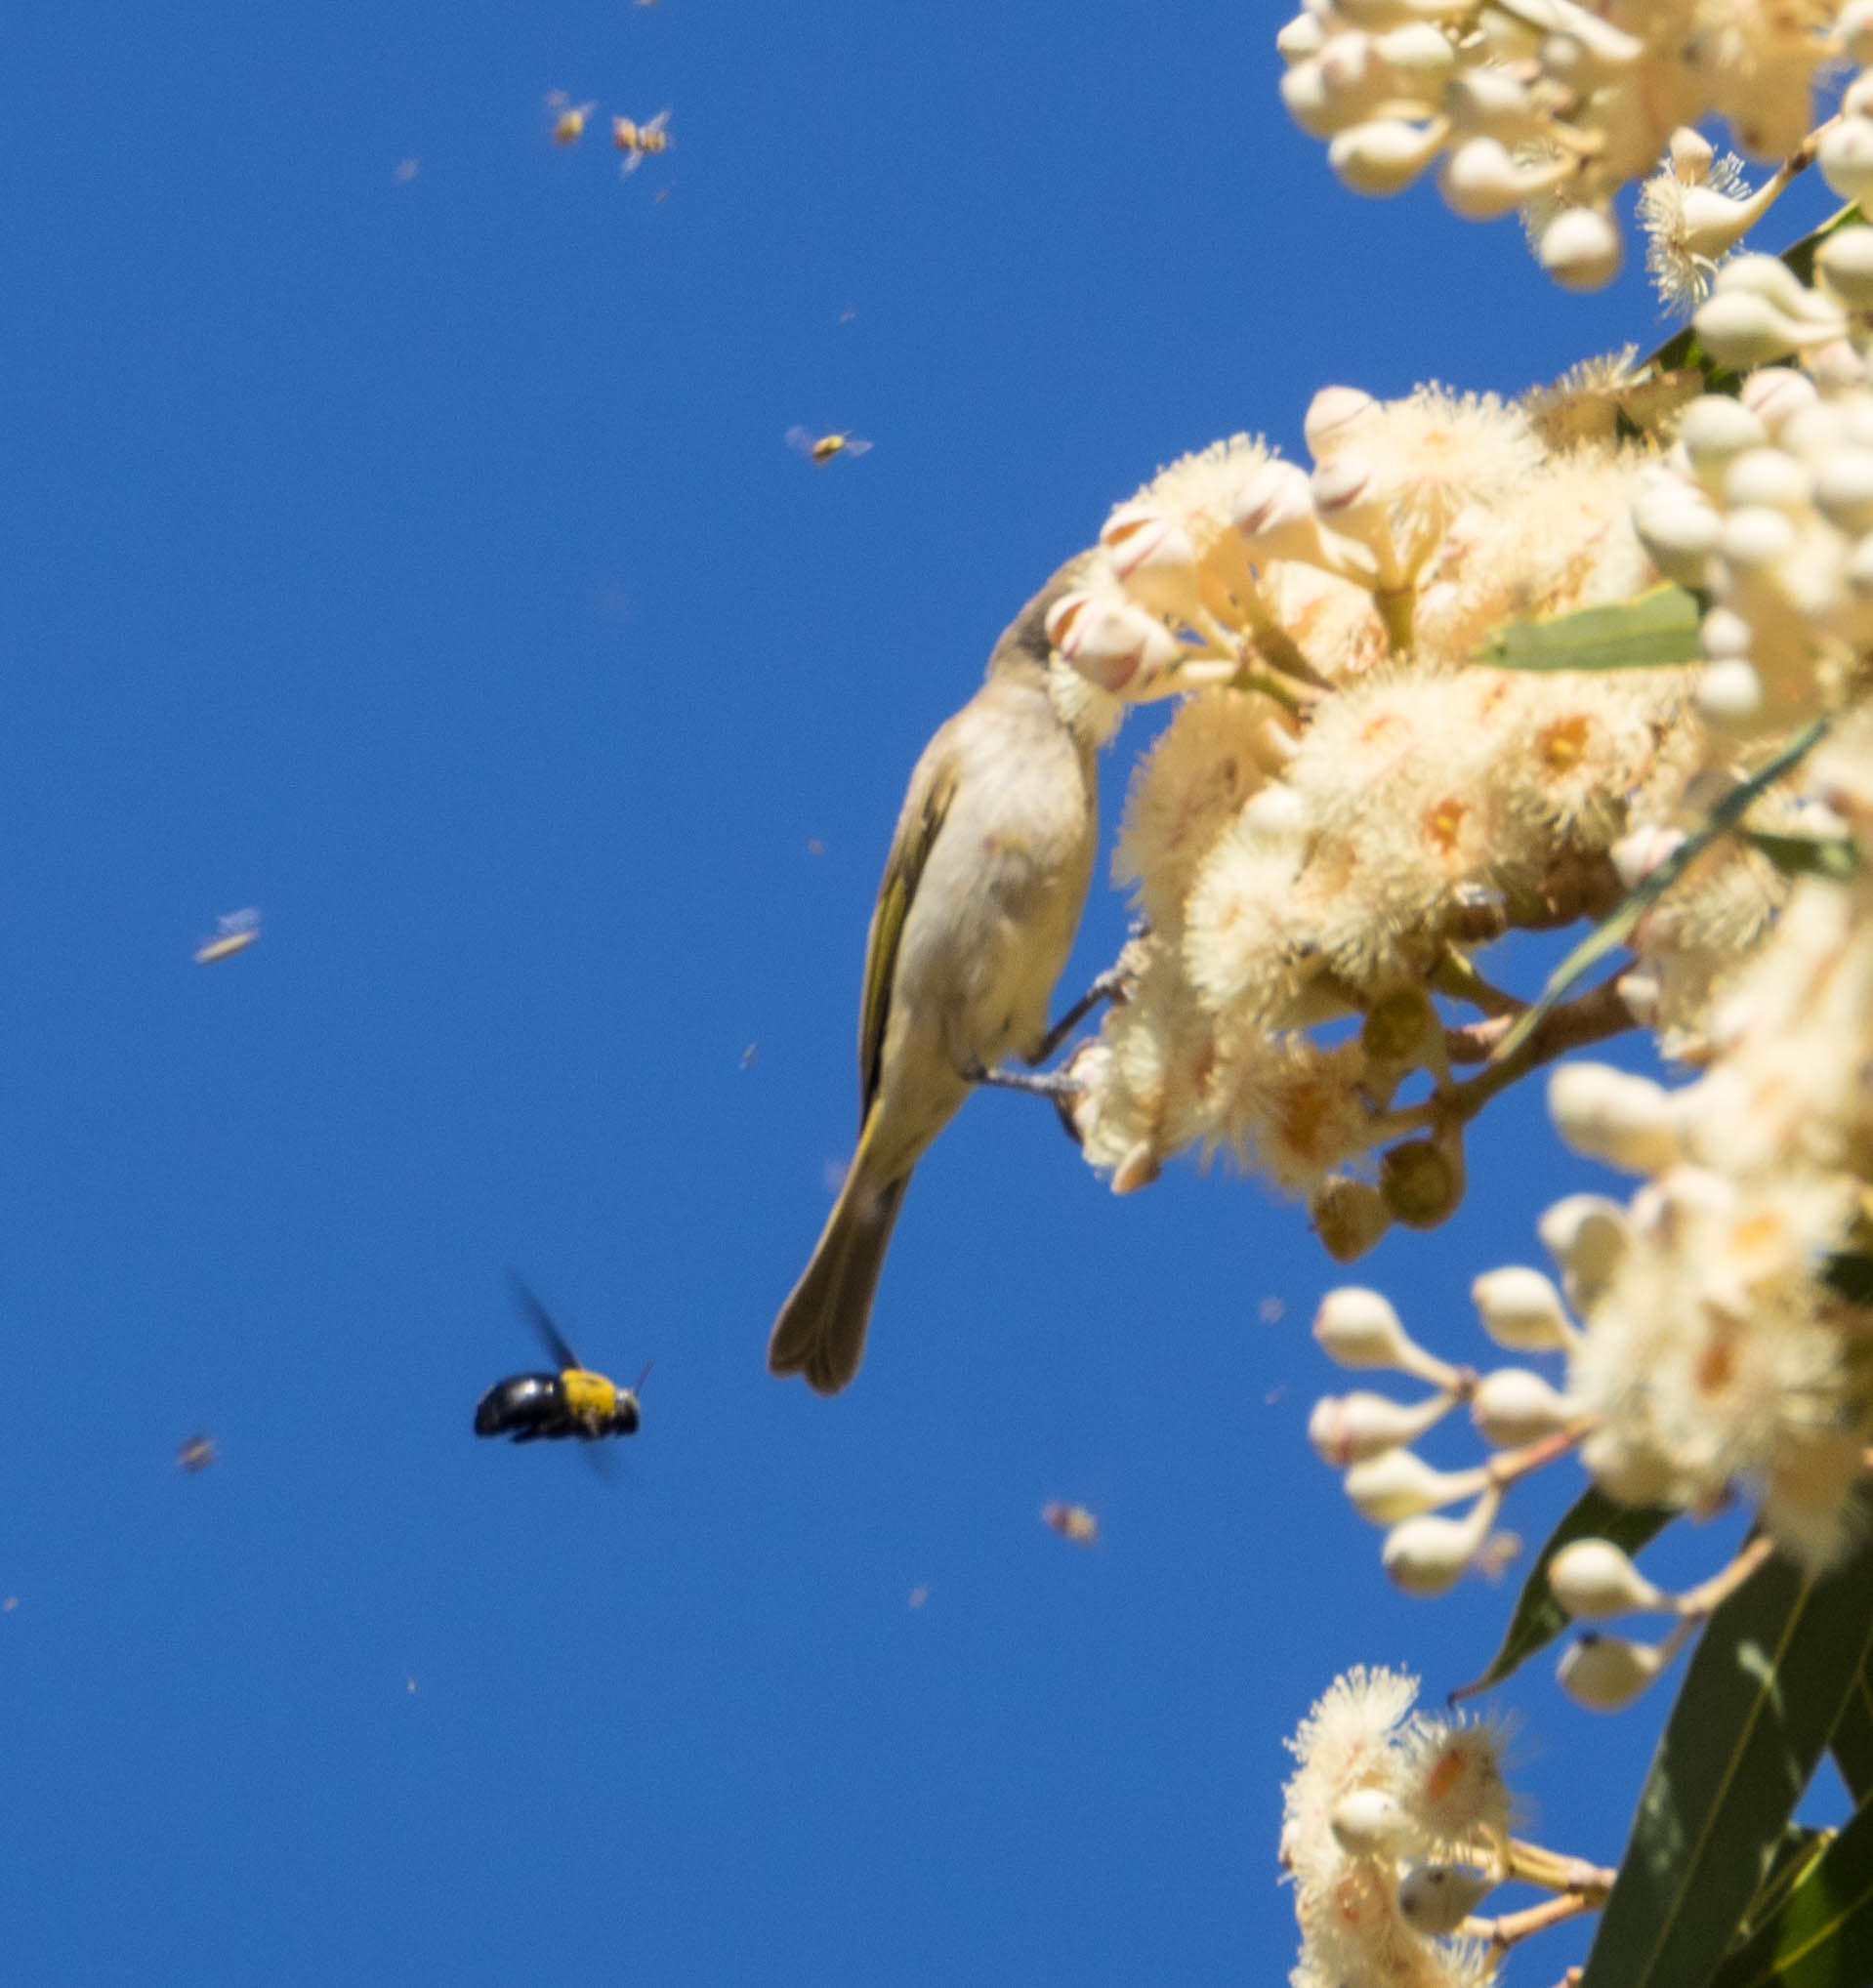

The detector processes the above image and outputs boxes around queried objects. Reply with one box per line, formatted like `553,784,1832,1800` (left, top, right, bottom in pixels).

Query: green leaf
1733,1825,1834,1950
1450,1486,1675,1702
1580,1488,1873,1988
1831,1662,1873,1804
1740,830,1860,882
1476,585,1703,672
1711,1798,1873,1988
1823,1253,1873,1308
1491,719,1831,1066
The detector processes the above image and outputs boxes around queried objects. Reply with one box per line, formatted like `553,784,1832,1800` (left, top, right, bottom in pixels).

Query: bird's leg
1026,964,1130,1066
962,1058,1085,1100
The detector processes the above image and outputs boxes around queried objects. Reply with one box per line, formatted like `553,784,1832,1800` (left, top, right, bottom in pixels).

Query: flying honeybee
1042,1501,1100,1546
785,427,872,465
194,908,261,966
177,1433,217,1472
546,92,597,145
474,1273,649,1445
612,108,671,175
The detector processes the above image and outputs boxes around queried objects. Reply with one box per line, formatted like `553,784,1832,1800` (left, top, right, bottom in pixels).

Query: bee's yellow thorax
561,1369,616,1419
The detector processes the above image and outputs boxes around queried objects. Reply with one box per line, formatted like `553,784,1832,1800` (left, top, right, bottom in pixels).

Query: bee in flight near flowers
193,908,261,966
612,108,672,175
474,1273,650,1447
546,92,597,145
785,426,873,466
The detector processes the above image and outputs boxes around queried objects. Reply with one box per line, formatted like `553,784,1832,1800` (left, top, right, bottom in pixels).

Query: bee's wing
841,436,873,457
620,151,645,177
508,1270,582,1373
784,426,817,458
644,107,671,138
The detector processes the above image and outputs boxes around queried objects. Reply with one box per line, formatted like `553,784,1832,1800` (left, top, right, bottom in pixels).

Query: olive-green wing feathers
857,749,961,1122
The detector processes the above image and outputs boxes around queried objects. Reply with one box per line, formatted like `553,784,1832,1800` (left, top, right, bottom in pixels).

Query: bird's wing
508,1270,583,1373
857,743,961,1123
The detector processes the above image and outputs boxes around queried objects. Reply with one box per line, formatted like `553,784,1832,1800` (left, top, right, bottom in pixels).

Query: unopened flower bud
1820,115,1873,208
1666,126,1714,183
1346,1447,1481,1523
1381,1132,1464,1229
1373,21,1455,87
1818,226,1873,311
1697,605,1752,663
1698,657,1766,731
1100,504,1202,619
1045,591,1185,694
1557,1631,1672,1711
1538,14,1641,80
1693,292,1807,368
1311,1178,1393,1263
1241,782,1310,841
1305,385,1381,458
1331,1787,1409,1854
1548,1538,1668,1619
1312,1287,1426,1372
1309,1388,1455,1467
1471,1367,1574,1447
1361,987,1435,1063
1632,489,1720,587
1843,0,1873,67
1329,118,1445,196
1276,11,1329,62
1679,395,1768,491
1537,1195,1630,1314
1398,1863,1494,1936
1719,505,1798,576
1548,1062,1683,1174
1471,1265,1575,1352
1739,365,1817,436
1382,1489,1500,1597
1231,459,1325,565
1722,447,1810,516
1716,253,1840,324
1814,449,1873,536
1443,64,1540,143
1439,135,1552,220
1538,206,1622,292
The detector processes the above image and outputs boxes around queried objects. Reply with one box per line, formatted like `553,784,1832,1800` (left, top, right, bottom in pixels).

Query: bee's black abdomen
473,1373,565,1439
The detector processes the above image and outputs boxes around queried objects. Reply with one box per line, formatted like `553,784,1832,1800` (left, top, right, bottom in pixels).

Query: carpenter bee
474,1273,649,1444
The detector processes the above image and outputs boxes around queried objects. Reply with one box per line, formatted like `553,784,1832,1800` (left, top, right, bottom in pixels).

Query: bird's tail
768,1167,911,1396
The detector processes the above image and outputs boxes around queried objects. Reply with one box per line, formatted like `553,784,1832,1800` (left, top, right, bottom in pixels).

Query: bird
768,555,1108,1395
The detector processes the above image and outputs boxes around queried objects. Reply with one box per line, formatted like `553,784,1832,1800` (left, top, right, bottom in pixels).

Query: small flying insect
194,908,261,966
612,108,671,175
786,426,872,465
178,1432,217,1472
547,92,598,145
1042,1500,1100,1547
474,1273,649,1445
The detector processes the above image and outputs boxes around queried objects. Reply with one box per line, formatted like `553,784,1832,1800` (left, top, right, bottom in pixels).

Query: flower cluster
1629,241,1873,733
1301,721,1873,1596
1277,0,1861,292
1047,380,1762,1239
1281,1667,1522,1988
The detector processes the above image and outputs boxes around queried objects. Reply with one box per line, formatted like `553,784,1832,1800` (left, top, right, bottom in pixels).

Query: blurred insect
1477,1530,1524,1585
177,1433,217,1472
1042,1501,1100,1547
907,1585,929,1609
547,92,597,145
612,108,671,175
394,157,420,184
474,1273,649,1444
786,426,871,465
194,908,261,966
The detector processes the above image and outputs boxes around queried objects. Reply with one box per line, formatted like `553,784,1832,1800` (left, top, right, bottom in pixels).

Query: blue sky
0,3,1845,1982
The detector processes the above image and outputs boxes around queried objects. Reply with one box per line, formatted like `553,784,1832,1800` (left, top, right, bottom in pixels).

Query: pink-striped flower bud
1045,591,1185,694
